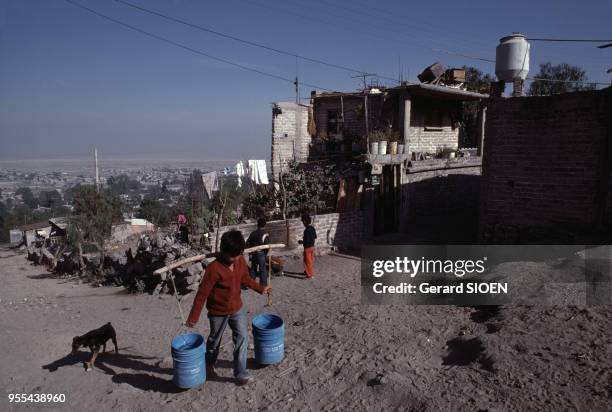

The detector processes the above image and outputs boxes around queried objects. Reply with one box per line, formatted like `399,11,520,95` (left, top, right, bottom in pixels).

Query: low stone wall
213,211,363,253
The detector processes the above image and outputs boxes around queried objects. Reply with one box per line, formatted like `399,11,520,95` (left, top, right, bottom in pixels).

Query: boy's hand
185,320,196,328
262,286,272,295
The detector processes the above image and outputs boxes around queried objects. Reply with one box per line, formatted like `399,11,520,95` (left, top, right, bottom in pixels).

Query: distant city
0,153,239,240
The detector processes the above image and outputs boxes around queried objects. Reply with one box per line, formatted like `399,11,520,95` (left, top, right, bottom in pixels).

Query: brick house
271,83,488,238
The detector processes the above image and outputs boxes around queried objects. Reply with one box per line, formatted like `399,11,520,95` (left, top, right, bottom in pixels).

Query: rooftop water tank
495,33,530,82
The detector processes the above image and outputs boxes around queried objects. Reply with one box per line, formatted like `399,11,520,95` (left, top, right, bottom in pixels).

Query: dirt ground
1,247,611,411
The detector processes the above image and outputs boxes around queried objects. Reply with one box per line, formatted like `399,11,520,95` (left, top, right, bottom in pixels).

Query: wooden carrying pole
154,243,286,279
160,243,285,325
266,252,273,306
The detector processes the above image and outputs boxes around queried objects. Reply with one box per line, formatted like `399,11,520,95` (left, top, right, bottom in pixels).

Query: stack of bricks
213,211,364,254
479,88,612,242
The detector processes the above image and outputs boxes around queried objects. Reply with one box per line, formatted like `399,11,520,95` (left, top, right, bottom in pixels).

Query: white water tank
495,33,530,82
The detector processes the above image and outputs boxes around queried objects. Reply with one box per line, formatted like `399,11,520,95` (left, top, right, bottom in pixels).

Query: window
327,110,343,135
424,108,444,131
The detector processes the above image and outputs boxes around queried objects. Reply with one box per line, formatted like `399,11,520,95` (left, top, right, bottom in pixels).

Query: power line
528,38,612,42
63,0,333,92
527,77,608,86
304,0,492,51
284,0,495,62
113,0,400,83
239,0,496,64
343,0,493,49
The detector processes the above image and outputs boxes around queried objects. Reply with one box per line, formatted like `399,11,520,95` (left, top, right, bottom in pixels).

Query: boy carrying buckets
186,230,271,385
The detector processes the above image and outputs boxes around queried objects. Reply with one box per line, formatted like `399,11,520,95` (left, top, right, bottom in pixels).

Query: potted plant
368,130,385,155
388,131,401,155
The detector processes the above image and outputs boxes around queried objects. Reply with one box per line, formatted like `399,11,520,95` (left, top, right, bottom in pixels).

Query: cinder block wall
313,96,367,138
213,211,363,253
401,158,481,230
405,99,460,154
271,102,311,180
479,88,612,242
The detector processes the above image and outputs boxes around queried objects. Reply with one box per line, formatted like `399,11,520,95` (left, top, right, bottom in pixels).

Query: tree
280,161,337,218
243,185,281,220
528,63,596,96
16,187,37,209
0,201,8,243
38,190,63,209
459,67,495,148
67,185,124,272
463,66,494,93
107,174,142,194
138,197,171,226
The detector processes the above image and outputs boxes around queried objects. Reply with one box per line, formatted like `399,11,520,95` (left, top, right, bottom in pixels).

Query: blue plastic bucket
252,314,284,365
170,333,206,388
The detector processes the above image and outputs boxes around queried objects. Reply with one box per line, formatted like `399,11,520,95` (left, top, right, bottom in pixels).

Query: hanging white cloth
201,172,218,198
235,161,246,187
247,159,269,185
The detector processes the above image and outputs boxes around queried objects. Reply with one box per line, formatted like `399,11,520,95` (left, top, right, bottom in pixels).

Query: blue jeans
249,251,268,287
206,306,249,379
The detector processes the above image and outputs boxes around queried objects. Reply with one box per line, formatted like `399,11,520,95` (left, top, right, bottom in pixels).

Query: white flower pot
378,140,388,155
370,142,379,155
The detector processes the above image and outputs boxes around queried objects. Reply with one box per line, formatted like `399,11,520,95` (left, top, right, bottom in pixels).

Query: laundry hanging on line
247,160,269,185
235,161,246,188
201,172,218,198
234,160,269,187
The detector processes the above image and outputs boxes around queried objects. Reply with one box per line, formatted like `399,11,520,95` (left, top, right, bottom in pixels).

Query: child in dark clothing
298,213,317,278
186,230,271,385
246,218,270,286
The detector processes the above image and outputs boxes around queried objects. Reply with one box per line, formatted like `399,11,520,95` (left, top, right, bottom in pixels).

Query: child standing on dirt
298,214,317,279
186,230,271,385
246,217,270,287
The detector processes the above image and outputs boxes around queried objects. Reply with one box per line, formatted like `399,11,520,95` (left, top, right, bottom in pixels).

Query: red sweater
187,255,265,323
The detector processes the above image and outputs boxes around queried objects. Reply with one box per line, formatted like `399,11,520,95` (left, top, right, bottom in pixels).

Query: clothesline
201,159,270,197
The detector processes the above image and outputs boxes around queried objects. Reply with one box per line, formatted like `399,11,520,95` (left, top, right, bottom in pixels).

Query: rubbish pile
26,232,205,295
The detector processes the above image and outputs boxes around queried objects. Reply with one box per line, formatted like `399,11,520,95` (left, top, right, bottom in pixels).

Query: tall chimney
94,148,99,190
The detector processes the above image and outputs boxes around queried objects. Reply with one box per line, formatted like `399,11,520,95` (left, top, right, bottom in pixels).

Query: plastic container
252,314,284,365
370,142,379,155
171,333,206,388
378,140,388,155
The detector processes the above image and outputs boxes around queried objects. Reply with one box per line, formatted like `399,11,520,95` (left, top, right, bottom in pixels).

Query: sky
0,0,610,160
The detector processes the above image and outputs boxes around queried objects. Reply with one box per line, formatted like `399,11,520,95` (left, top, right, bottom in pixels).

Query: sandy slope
0,248,610,411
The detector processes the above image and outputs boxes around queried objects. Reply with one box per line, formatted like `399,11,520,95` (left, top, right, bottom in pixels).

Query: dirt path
1,249,610,411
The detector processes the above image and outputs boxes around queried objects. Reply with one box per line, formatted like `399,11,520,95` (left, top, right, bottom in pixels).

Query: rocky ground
0,247,611,411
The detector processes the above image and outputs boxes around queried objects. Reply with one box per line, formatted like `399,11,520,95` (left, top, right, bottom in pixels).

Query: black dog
72,322,118,371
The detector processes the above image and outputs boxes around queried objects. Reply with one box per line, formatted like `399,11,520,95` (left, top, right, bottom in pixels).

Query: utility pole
94,148,99,191
294,76,300,161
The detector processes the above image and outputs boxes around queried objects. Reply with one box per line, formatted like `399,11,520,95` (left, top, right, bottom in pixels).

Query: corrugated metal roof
17,221,52,232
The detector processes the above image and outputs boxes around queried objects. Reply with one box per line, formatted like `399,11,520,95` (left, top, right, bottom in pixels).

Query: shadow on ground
42,349,172,377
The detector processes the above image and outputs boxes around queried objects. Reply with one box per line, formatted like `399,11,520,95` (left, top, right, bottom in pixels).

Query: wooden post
403,94,411,155
477,105,487,159
364,94,369,153
266,252,273,306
